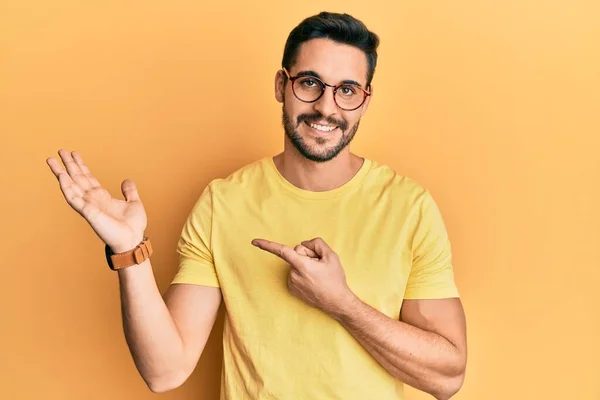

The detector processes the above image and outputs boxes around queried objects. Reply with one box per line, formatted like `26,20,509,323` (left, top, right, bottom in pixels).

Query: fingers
48,150,102,215
56,149,92,191
121,179,140,202
294,244,318,259
301,237,335,260
46,157,68,181
47,155,84,201
58,171,86,213
57,149,82,178
251,239,302,266
72,151,101,189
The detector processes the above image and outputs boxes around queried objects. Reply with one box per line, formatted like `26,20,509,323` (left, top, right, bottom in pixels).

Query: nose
313,86,339,118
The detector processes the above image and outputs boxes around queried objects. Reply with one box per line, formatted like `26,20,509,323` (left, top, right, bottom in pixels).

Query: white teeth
309,122,336,132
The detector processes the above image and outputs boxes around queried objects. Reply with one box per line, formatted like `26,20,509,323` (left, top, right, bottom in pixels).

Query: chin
293,140,345,163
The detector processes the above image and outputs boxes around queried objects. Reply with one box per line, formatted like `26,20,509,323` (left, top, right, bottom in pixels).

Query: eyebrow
295,70,364,88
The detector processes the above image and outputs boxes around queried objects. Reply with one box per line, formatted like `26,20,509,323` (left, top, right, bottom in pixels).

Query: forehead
291,38,369,86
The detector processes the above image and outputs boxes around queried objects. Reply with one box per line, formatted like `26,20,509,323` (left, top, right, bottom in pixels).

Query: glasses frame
282,68,371,111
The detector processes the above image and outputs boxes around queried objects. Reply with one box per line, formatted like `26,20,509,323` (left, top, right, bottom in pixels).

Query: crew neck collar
264,156,372,200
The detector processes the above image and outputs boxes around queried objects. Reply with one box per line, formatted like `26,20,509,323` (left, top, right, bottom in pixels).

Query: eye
339,85,357,96
299,78,320,88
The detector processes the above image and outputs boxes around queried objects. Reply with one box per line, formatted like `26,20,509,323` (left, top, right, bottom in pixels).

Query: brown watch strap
107,237,153,270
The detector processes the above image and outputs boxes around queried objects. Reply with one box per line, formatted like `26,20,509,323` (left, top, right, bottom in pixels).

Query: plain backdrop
1,1,599,399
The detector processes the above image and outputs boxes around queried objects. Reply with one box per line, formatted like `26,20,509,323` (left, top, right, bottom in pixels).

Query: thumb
301,237,334,260
294,244,319,259
121,179,140,202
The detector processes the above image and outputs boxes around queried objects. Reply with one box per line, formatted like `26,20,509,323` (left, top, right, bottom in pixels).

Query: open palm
46,149,147,253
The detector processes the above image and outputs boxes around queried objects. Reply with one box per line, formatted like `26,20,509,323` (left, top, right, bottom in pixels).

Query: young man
47,12,467,400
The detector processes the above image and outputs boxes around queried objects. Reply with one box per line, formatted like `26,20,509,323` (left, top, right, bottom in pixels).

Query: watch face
105,244,115,270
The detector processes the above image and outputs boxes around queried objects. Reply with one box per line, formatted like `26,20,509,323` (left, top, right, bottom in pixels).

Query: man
47,11,467,400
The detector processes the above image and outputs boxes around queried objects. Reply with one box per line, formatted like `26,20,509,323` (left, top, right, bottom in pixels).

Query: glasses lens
335,84,364,110
293,77,324,102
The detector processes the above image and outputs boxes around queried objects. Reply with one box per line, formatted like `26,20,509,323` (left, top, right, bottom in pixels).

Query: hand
46,149,147,253
251,237,353,315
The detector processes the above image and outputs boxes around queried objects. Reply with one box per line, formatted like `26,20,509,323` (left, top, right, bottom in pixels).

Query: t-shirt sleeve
171,184,220,287
404,190,459,299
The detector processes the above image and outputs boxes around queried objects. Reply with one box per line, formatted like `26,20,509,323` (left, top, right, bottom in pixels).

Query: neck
273,146,364,192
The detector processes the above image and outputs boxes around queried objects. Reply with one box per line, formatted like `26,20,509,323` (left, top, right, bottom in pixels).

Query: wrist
328,288,359,321
105,235,152,271
110,235,145,254
116,257,151,276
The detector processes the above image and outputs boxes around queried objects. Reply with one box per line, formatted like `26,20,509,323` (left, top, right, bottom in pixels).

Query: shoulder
205,157,271,197
185,158,270,217
364,159,433,206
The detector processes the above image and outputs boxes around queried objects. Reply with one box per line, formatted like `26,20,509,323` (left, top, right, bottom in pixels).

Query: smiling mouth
304,120,338,133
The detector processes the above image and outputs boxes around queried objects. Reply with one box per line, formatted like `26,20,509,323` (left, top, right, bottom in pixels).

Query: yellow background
1,1,598,399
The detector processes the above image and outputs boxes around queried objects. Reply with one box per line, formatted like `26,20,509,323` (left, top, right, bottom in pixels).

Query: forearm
330,293,465,400
117,259,185,391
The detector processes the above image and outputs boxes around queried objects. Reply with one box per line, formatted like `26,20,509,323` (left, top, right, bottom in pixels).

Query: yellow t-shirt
172,156,459,400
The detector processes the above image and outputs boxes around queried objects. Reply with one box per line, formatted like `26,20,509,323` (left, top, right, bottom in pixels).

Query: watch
105,237,153,270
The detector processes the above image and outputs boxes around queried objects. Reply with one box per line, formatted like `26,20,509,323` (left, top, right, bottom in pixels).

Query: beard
281,103,360,163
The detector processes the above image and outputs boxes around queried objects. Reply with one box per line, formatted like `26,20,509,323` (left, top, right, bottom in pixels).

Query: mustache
297,113,348,131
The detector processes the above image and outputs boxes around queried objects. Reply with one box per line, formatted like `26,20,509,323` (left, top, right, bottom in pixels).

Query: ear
275,70,285,103
359,85,373,117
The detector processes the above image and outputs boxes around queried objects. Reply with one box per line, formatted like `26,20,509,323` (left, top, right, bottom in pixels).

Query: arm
45,149,221,393
118,259,222,393
251,190,465,398
329,295,467,400
251,235,467,400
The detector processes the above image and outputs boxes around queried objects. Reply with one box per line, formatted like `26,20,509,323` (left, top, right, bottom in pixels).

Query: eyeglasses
282,68,371,111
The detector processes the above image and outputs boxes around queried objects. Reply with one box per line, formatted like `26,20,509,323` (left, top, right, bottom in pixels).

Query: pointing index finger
251,239,301,266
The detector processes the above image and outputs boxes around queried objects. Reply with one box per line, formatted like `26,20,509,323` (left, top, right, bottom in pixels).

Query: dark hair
281,12,380,87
